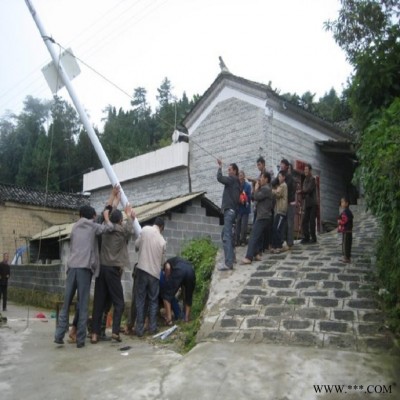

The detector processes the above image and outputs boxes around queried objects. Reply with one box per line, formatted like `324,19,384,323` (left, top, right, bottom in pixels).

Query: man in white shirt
134,217,166,337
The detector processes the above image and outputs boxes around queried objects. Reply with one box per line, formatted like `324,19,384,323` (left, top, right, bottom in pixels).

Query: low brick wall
9,263,65,294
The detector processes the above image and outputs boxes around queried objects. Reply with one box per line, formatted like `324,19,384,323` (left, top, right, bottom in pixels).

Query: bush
357,98,400,333
178,236,218,352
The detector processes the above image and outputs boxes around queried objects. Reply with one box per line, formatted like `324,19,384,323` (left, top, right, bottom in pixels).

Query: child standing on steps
337,197,354,263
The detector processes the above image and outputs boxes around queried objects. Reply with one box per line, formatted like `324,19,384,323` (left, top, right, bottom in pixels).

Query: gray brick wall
266,118,353,223
190,98,264,208
86,97,351,227
189,97,352,225
9,264,65,294
119,197,221,302
89,167,190,211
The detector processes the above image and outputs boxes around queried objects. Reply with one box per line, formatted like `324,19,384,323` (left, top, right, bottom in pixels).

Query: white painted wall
83,142,189,192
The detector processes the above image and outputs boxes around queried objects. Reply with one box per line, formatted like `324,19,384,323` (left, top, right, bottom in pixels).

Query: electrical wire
51,40,177,131
1,0,170,121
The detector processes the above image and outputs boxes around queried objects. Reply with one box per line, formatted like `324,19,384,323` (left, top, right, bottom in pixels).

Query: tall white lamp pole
25,0,141,235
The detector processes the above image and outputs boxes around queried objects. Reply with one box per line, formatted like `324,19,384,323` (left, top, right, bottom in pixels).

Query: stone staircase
197,204,398,355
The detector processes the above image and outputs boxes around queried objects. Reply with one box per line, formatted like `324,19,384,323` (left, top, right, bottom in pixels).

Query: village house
0,183,89,294
0,183,89,263
9,70,356,300
85,71,356,236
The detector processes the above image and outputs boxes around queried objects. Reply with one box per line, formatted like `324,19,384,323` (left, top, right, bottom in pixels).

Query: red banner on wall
294,160,308,172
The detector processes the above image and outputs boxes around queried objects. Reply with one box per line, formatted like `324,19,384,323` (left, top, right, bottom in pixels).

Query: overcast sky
0,0,352,128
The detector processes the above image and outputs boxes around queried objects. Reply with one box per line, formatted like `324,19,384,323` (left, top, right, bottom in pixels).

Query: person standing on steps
271,170,288,253
235,170,252,247
241,171,273,264
216,158,240,271
337,196,354,263
299,164,318,244
277,159,296,249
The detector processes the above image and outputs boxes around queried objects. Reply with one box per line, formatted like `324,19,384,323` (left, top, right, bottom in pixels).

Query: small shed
26,192,221,300
0,183,89,263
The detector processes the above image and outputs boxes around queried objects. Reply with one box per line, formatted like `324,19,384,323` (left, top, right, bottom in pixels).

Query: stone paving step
198,207,399,356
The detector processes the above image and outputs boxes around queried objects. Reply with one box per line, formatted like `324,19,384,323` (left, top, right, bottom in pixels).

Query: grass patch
8,287,63,310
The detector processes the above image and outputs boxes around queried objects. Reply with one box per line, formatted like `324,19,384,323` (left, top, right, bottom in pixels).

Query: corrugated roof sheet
30,192,206,241
0,183,90,210
134,192,205,223
31,224,73,240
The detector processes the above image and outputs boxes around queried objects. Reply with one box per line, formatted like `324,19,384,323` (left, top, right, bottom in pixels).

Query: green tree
131,87,151,119
281,92,301,106
356,98,400,303
299,91,316,112
154,77,177,146
101,106,127,163
325,0,400,130
314,88,351,123
0,115,18,184
326,0,400,319
47,96,82,191
280,91,316,113
156,77,174,107
130,87,155,152
15,96,52,187
325,0,399,64
70,127,102,191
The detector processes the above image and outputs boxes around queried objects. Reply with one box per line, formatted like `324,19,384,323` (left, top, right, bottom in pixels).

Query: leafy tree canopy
325,0,400,130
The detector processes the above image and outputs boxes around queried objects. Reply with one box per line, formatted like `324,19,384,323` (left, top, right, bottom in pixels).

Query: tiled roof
0,183,90,210
182,72,350,140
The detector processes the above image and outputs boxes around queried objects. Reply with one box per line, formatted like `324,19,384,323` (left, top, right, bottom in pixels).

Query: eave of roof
181,72,349,141
315,140,356,155
134,191,207,223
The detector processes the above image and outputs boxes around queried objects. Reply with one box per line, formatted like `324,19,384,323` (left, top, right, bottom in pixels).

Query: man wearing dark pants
54,204,114,348
277,159,296,249
0,253,10,311
241,172,273,264
217,159,240,271
161,257,196,323
134,217,166,337
91,203,138,343
300,164,318,244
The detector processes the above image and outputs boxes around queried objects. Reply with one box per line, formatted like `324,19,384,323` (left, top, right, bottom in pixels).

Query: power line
1,0,170,121
49,39,177,130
